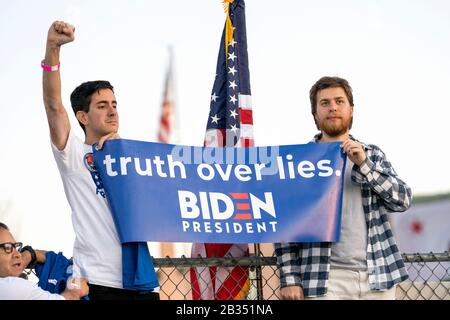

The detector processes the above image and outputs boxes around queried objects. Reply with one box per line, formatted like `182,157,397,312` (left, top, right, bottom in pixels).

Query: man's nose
108,105,117,116
329,101,338,111
12,248,21,258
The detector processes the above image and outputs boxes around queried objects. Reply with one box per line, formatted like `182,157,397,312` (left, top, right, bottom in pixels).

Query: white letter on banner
214,163,232,181
317,159,333,177
233,223,243,233
193,221,201,232
197,164,215,180
297,161,315,178
234,165,252,181
182,221,190,231
210,193,234,220
178,191,200,219
254,163,266,181
215,222,223,233
103,155,118,176
154,156,168,178
120,157,132,175
256,222,267,233
214,164,233,181
134,158,152,176
276,156,286,179
250,193,276,219
167,155,187,179
199,192,211,219
269,221,278,231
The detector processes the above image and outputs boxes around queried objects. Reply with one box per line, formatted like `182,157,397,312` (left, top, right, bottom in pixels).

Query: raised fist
47,20,75,48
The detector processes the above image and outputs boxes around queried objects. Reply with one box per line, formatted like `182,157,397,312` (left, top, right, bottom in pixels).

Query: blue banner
93,140,346,243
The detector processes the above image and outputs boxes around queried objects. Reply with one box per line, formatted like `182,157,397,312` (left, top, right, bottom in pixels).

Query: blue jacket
35,251,88,299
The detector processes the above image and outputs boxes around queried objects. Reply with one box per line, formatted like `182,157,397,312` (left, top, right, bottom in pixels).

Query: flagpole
157,45,177,259
191,0,255,300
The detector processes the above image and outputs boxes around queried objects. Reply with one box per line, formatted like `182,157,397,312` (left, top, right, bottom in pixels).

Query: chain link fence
153,248,450,300
397,252,450,300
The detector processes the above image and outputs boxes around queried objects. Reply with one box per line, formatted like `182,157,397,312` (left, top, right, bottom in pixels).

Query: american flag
190,0,252,300
204,0,254,148
158,47,176,144
157,47,176,259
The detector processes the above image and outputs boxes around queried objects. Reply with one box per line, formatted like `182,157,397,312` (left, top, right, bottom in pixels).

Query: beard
317,116,352,137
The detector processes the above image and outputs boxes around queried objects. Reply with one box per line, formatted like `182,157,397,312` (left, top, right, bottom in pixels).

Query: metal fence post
253,243,264,300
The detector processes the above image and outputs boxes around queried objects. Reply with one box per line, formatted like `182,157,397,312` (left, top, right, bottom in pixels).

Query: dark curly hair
70,81,114,133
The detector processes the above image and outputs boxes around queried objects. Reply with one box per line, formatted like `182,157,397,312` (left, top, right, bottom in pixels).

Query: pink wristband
41,61,60,72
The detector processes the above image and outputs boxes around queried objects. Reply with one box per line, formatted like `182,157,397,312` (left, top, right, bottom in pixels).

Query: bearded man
275,76,412,300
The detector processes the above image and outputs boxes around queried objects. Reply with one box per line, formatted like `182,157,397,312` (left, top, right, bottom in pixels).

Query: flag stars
211,92,219,102
229,95,237,104
228,66,237,76
229,80,237,90
211,114,220,124
230,124,238,134
230,109,238,118
229,38,237,47
228,52,237,62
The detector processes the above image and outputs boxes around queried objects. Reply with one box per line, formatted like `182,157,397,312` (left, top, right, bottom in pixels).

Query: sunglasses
0,242,23,254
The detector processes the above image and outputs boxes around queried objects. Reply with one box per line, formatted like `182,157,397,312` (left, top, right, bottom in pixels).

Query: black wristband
20,245,37,269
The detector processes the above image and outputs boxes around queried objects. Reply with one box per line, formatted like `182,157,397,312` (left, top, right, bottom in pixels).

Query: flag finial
223,0,235,59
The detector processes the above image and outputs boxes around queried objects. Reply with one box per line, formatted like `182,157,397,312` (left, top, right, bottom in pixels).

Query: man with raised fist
42,21,159,300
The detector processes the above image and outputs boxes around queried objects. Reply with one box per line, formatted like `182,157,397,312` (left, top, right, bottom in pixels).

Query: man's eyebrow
320,96,345,103
96,100,117,105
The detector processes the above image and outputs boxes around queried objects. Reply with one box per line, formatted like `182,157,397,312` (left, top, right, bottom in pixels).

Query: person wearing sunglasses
0,222,88,300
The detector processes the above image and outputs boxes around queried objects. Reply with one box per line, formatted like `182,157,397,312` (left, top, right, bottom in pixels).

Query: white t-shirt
0,277,65,300
52,130,123,289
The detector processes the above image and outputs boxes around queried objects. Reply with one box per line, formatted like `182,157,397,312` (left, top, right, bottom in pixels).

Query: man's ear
76,111,88,126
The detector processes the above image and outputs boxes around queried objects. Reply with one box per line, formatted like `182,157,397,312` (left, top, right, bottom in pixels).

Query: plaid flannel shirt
275,134,412,297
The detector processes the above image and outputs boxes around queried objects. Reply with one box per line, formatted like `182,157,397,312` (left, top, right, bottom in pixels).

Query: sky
1,0,450,256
